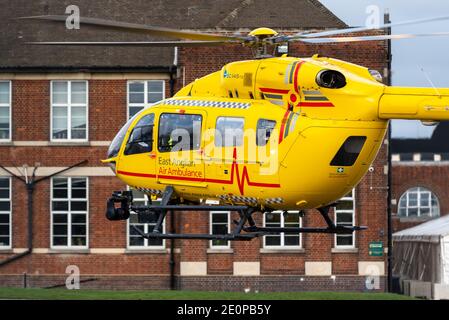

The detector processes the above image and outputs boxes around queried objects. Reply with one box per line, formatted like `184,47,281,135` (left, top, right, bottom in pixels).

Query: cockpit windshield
107,110,146,159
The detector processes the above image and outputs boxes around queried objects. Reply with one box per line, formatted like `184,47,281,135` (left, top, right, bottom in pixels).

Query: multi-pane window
128,189,164,249
51,81,88,141
215,117,245,147
210,211,230,248
127,81,165,118
51,177,88,248
398,187,440,218
0,178,11,248
158,113,202,152
0,81,11,141
334,189,355,248
264,211,302,248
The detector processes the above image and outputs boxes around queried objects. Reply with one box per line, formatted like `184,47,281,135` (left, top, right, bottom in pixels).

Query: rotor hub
248,27,278,40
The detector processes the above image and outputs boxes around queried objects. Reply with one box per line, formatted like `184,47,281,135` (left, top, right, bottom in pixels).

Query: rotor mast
248,27,280,58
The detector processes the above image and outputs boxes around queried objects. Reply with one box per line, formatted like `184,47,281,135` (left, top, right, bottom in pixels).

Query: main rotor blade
19,15,248,42
289,15,449,39
26,40,227,47
296,32,449,43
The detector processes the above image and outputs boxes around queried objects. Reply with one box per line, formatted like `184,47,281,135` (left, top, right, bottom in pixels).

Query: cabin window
210,211,230,249
128,81,165,119
264,211,302,248
257,119,276,146
215,117,244,147
124,114,154,156
0,81,11,141
51,177,88,249
158,113,202,152
334,189,356,248
0,177,11,248
51,81,88,141
128,189,164,248
330,136,367,167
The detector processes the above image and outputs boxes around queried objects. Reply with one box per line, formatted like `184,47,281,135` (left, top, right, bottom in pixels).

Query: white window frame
50,80,89,142
398,187,440,218
127,80,165,119
0,177,12,250
0,81,12,142
126,188,165,250
209,211,231,249
50,177,89,249
263,211,302,249
334,189,356,249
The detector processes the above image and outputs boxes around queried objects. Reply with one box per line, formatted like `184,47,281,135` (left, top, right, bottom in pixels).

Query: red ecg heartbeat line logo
117,149,280,196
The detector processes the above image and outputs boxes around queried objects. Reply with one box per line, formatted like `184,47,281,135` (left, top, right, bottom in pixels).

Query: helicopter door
156,111,206,187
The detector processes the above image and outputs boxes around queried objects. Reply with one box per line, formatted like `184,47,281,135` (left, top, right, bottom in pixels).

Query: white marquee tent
393,215,449,299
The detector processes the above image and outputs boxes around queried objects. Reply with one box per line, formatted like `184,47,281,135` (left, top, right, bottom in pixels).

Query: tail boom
378,86,449,121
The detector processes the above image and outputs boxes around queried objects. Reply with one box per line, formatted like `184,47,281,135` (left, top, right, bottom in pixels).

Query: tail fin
379,86,449,121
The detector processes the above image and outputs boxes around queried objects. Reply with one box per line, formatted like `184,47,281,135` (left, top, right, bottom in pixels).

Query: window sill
207,248,234,254
125,248,169,254
0,141,13,146
260,248,305,254
0,248,13,253
331,248,358,254
48,141,91,147
398,217,436,223
48,249,90,254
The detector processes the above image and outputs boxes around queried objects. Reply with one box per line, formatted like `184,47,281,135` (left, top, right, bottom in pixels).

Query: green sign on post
369,241,383,256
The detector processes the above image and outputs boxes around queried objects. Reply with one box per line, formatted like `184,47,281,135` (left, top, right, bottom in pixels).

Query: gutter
0,66,176,74
168,62,177,290
384,11,394,293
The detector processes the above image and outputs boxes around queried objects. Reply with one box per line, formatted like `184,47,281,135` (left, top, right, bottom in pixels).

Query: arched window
398,187,440,218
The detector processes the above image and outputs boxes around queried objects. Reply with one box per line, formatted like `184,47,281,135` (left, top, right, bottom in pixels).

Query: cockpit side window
124,114,155,156
158,113,202,152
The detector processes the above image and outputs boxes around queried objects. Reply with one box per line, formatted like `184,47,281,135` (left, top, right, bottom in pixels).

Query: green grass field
0,288,415,300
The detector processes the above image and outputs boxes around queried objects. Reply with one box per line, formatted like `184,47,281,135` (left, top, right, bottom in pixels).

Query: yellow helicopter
22,15,449,240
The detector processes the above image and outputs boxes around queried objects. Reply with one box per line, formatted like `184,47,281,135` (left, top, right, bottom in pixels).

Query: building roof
393,214,449,243
391,122,449,154
0,0,346,71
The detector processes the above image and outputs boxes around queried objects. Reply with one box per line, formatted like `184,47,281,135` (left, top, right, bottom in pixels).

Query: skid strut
106,187,367,240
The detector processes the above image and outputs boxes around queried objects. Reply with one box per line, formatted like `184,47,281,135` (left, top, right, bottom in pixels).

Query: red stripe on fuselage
278,109,291,144
298,102,335,107
117,170,157,178
116,148,280,196
260,88,290,94
293,61,305,94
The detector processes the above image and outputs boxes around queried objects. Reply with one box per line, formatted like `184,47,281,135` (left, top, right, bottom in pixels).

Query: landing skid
105,187,367,241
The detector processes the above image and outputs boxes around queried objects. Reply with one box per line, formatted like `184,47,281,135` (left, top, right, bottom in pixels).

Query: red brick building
391,123,449,232
0,0,389,291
